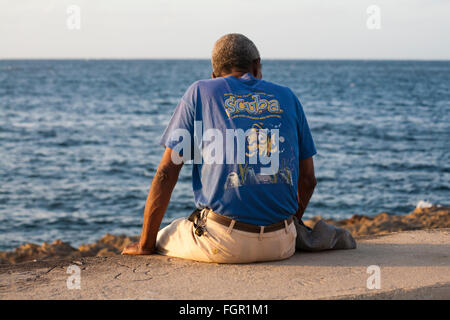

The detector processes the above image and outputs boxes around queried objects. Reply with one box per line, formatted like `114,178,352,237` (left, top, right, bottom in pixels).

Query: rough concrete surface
0,229,449,300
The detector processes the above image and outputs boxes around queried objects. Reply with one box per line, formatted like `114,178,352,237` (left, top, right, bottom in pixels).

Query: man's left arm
295,156,317,220
294,94,317,220
122,147,183,255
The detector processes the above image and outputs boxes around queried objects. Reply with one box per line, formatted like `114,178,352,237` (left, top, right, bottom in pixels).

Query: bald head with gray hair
211,33,260,77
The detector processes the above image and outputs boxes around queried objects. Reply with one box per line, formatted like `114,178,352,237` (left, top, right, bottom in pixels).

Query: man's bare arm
295,156,317,220
122,147,183,255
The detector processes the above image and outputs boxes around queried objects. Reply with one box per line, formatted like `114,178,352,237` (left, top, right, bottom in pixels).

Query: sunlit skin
122,60,316,255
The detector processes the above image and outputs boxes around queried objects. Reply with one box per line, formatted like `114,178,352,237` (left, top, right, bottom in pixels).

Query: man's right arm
295,156,317,220
122,147,183,255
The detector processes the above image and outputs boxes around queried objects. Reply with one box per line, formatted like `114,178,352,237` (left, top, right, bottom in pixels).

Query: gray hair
211,33,260,76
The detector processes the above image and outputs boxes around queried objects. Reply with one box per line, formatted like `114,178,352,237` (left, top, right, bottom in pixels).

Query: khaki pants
156,210,297,264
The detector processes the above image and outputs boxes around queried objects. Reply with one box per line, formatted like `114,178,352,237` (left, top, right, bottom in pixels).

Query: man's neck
221,70,252,78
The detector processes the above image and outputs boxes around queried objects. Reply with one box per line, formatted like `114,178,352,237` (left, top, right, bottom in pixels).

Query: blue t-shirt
160,73,316,225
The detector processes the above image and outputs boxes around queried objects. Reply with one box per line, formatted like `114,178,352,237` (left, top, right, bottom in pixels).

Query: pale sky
1,0,449,60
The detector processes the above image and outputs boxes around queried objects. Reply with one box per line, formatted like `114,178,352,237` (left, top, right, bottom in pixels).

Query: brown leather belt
188,208,293,234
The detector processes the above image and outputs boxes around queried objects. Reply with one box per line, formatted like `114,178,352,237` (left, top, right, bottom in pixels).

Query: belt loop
259,226,265,241
227,220,236,234
201,208,208,219
284,220,289,234
196,208,208,226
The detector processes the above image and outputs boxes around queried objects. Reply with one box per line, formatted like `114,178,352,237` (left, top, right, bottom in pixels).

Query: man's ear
211,72,217,79
252,58,262,79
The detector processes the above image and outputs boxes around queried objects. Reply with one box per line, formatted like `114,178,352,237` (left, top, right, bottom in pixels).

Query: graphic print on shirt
224,93,283,119
222,93,294,190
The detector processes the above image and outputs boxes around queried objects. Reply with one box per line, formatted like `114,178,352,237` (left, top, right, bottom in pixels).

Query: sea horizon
2,58,450,62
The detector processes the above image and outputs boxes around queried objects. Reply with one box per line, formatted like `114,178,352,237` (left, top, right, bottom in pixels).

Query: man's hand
121,242,154,255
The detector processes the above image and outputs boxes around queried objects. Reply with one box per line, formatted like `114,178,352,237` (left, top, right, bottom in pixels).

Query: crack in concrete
44,266,57,274
132,277,152,282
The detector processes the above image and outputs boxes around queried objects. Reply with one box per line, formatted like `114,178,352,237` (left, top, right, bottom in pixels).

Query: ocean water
0,60,449,250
